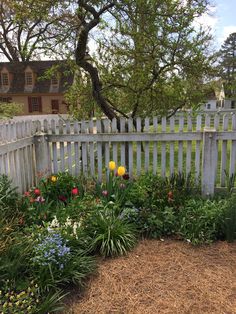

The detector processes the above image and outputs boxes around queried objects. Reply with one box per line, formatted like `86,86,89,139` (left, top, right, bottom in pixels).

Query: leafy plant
86,206,137,257
0,175,19,217
0,102,23,120
223,194,236,242
31,231,96,291
95,162,132,206
178,199,226,245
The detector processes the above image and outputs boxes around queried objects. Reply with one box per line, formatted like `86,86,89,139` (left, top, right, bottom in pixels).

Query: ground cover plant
1,162,236,313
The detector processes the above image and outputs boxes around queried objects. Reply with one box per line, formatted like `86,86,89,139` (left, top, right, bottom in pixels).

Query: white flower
50,216,60,228
65,217,72,227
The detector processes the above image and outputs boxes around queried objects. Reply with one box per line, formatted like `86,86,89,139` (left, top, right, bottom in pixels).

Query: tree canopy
0,0,217,119
219,32,236,98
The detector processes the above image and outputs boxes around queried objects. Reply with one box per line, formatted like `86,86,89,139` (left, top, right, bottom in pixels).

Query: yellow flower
108,161,116,171
51,175,57,182
117,166,126,176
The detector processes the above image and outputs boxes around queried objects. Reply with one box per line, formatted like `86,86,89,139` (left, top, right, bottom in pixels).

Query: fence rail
1,113,236,195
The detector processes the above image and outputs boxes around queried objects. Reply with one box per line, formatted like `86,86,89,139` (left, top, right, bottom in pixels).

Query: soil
65,239,236,314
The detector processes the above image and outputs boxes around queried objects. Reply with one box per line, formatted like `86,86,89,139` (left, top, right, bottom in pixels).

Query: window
206,103,211,109
28,96,42,112
51,75,59,86
25,72,33,85
2,73,9,86
0,97,12,103
51,99,59,113
231,100,236,109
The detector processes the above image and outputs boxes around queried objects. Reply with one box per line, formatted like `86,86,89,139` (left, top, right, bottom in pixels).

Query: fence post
202,127,217,197
34,133,51,180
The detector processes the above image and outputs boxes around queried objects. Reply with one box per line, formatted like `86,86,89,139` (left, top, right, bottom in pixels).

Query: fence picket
186,114,192,176
153,117,158,175
81,120,88,176
111,118,118,166
103,119,110,178
66,121,73,174
120,118,126,167
51,119,58,174
195,115,202,183
73,121,80,176
178,115,184,173
128,118,133,177
136,117,142,176
229,114,236,179
89,119,95,177
144,117,150,173
96,119,103,182
59,120,65,172
161,117,166,177
169,116,175,176
221,114,229,186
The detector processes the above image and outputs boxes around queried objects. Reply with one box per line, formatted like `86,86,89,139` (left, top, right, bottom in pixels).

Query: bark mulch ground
66,239,236,314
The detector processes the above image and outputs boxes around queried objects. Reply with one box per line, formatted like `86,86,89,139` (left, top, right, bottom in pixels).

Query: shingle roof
0,60,74,94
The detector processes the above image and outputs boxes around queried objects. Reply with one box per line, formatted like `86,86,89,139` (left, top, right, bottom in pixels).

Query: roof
0,60,74,94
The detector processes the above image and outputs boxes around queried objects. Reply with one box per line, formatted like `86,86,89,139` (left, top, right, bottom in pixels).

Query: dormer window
51,75,59,86
2,73,9,86
25,72,33,86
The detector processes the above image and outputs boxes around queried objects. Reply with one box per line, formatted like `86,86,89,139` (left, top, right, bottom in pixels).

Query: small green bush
0,175,19,218
86,206,137,257
223,194,236,242
178,199,226,245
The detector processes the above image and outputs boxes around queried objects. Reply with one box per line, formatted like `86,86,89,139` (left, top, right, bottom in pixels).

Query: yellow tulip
109,161,116,171
117,166,126,176
51,175,57,182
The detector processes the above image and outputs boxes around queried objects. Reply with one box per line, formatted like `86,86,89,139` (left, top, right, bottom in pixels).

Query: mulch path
66,239,236,314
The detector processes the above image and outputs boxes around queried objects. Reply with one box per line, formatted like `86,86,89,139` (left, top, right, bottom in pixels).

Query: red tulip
24,191,30,197
34,188,41,196
59,195,67,202
72,187,79,195
123,173,130,180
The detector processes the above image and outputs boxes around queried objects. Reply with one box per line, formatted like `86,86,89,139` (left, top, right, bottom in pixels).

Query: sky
202,0,236,48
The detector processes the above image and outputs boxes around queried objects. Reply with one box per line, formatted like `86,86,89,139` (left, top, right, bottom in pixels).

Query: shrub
223,194,236,242
0,175,19,219
85,206,137,257
178,199,226,245
31,231,96,291
0,280,66,314
127,172,198,211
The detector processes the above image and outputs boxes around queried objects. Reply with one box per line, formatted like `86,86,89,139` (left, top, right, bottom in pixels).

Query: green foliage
223,194,236,242
0,102,23,120
95,172,132,207
38,172,84,205
85,206,137,257
0,170,233,314
219,32,236,98
127,172,198,210
178,199,226,245
0,175,18,210
31,231,96,291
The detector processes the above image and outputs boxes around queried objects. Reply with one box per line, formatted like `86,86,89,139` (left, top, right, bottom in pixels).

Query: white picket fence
1,113,236,195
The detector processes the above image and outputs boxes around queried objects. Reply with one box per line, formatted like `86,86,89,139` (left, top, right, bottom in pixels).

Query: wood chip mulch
66,239,236,314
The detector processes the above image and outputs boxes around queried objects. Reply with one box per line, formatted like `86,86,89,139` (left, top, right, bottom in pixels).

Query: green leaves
86,206,137,257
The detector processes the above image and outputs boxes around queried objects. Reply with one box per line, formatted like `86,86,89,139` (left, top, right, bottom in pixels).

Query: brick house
0,60,74,115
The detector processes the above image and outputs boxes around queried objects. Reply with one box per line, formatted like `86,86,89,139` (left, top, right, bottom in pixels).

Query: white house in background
223,99,236,109
202,80,225,110
201,79,236,111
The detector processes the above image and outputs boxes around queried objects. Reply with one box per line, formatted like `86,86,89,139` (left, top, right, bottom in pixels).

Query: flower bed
0,162,236,313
